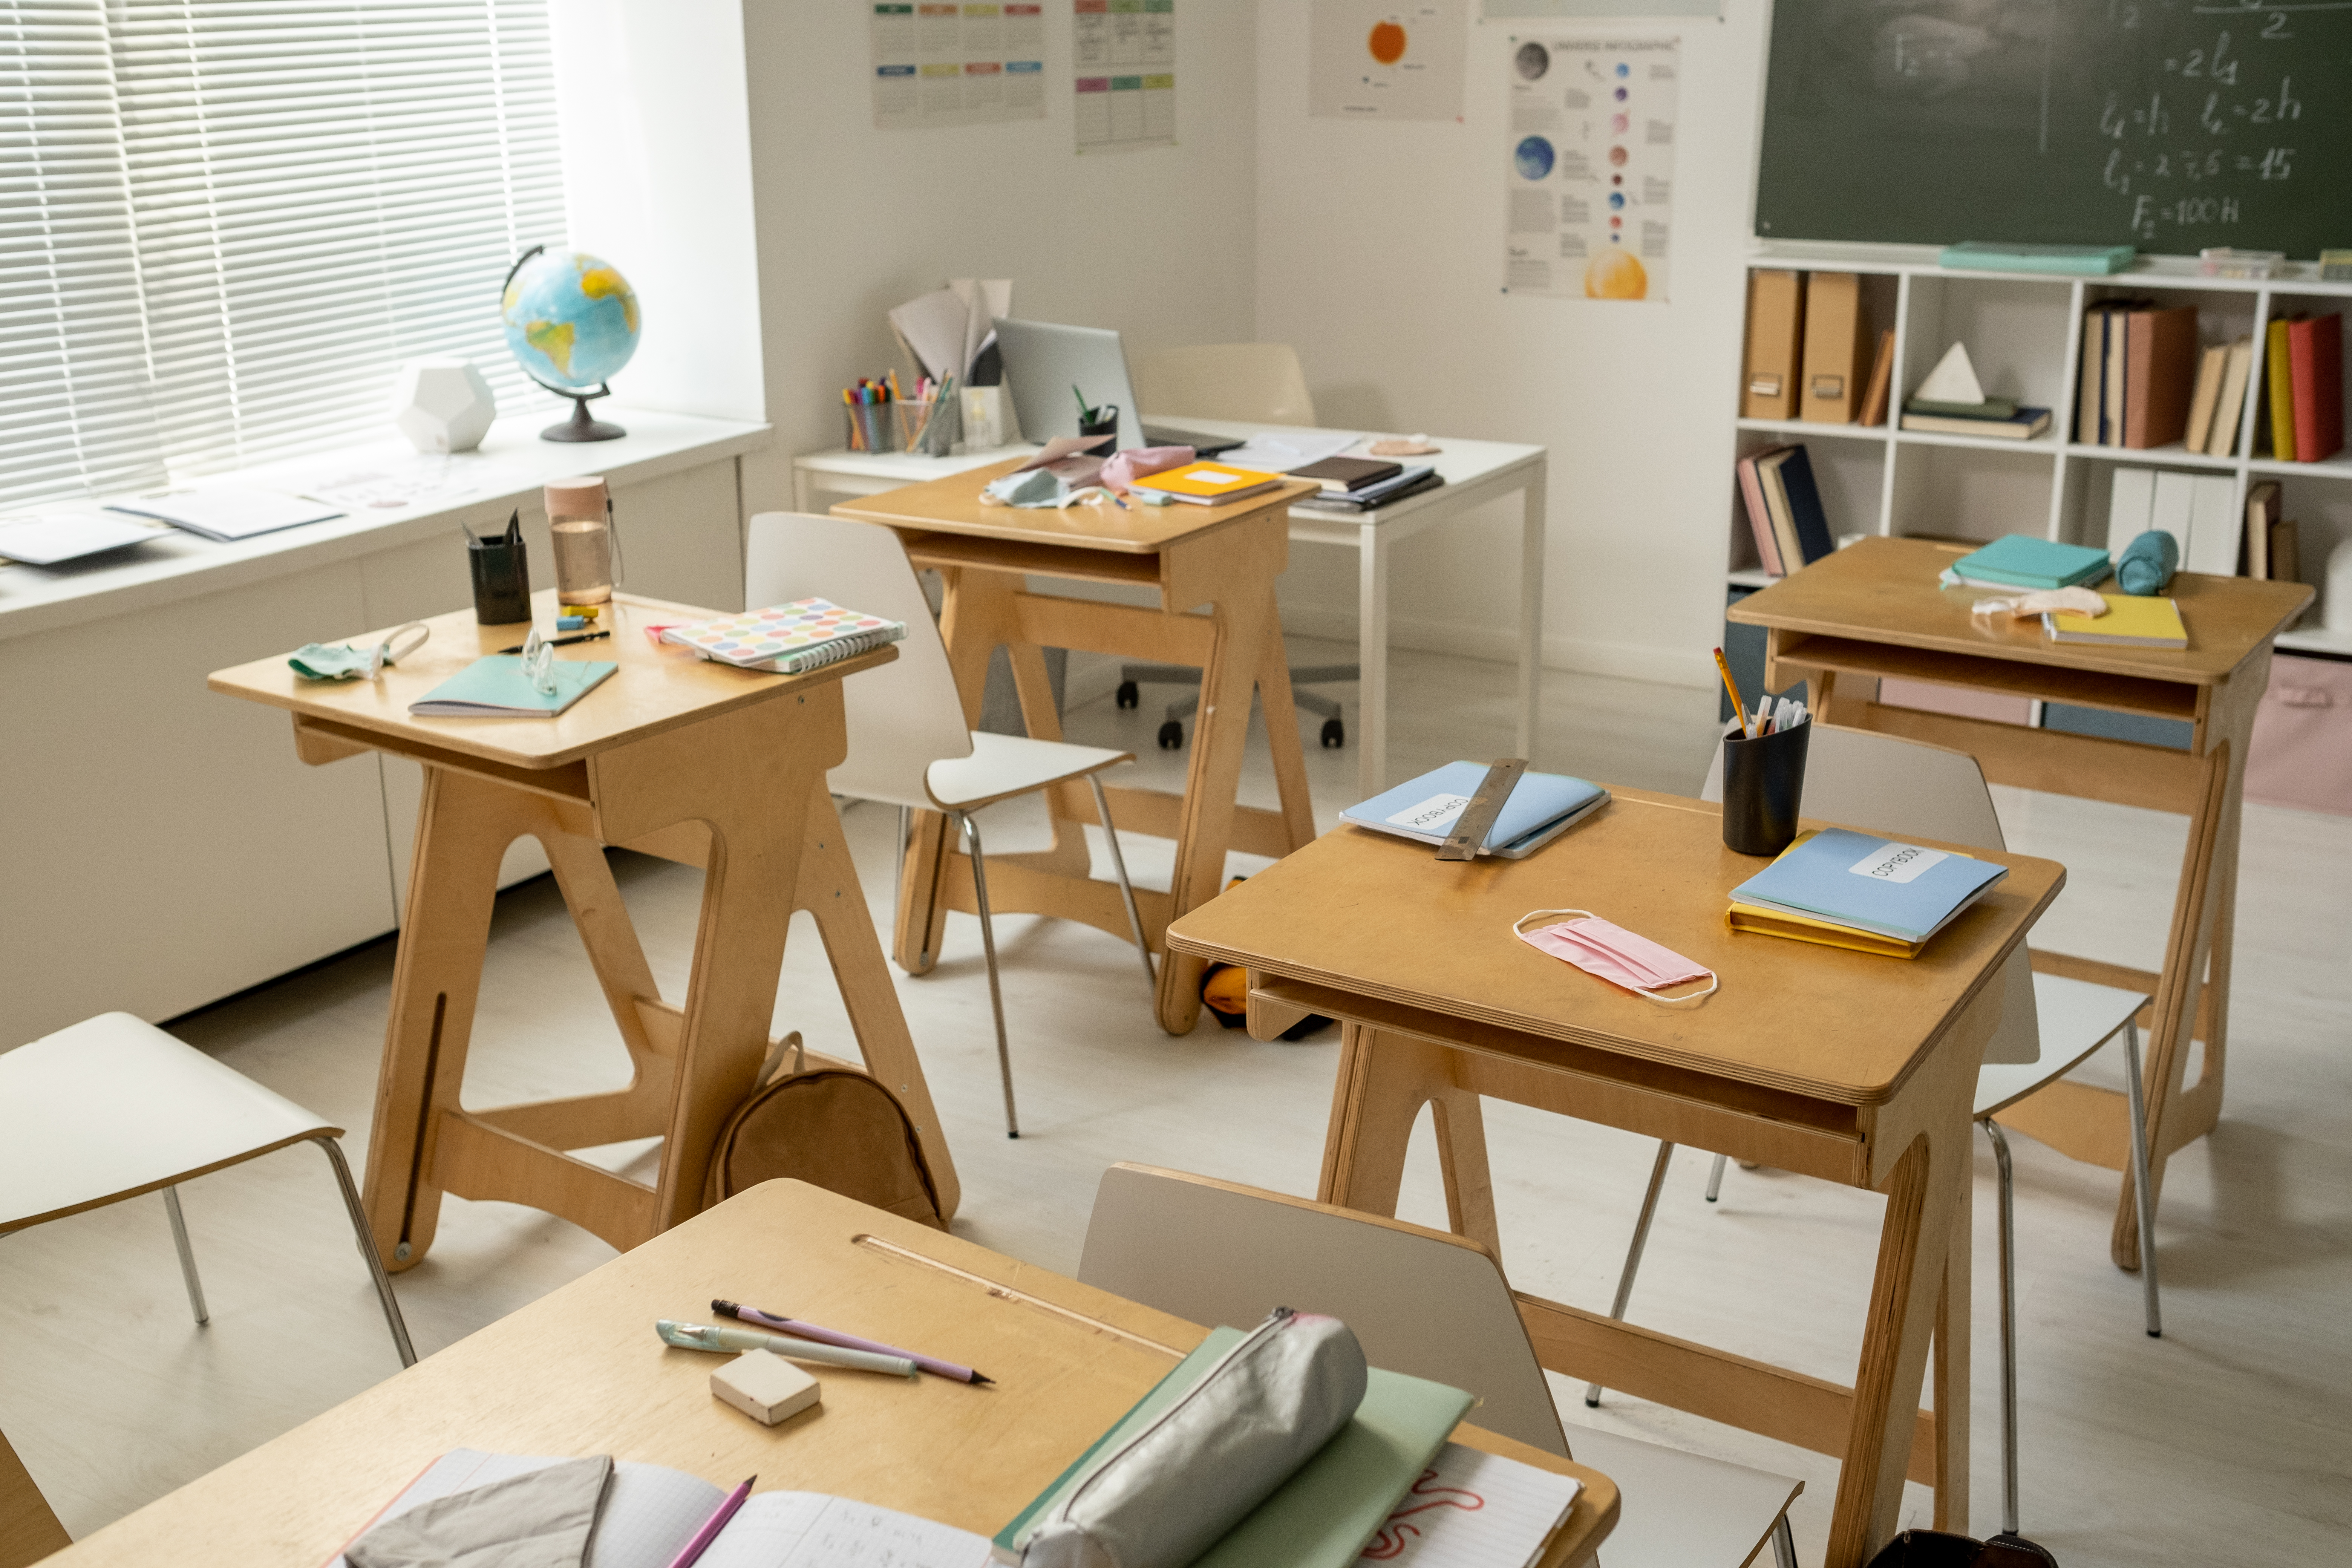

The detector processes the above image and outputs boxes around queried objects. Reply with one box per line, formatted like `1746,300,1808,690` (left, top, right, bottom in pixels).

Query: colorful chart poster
1308,0,1467,121
870,2,1047,129
1501,33,1678,302
1075,0,1176,153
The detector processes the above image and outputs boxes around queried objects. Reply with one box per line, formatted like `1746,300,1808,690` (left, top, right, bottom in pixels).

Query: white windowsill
0,406,770,644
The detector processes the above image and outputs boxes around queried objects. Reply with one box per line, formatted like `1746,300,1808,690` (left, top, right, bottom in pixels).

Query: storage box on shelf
1726,243,2352,658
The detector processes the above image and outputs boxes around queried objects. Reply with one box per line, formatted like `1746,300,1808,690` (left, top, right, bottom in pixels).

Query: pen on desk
496,630,609,655
657,1319,919,1378
712,1299,992,1385
1714,647,1754,739
664,1475,753,1568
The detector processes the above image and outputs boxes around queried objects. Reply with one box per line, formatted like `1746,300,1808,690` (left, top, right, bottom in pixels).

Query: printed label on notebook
1181,468,1244,486
1387,793,1470,831
1849,842,1949,883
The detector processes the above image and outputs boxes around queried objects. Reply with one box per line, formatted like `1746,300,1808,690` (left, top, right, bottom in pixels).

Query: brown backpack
702,1034,947,1228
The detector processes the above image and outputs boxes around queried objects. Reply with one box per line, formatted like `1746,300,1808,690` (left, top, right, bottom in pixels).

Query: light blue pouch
983,468,1066,508
2116,529,2178,595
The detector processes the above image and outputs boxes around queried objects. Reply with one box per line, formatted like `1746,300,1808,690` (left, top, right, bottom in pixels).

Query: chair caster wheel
1157,721,1184,750
1320,718,1345,749
1116,681,1139,709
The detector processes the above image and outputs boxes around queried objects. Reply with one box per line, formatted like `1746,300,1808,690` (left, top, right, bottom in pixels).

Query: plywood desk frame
41,1181,1620,1568
1728,535,2312,1269
1165,790,2067,1568
208,594,959,1269
833,461,1324,1034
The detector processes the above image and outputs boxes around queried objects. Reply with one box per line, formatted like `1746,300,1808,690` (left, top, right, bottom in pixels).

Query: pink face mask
1513,909,1718,1008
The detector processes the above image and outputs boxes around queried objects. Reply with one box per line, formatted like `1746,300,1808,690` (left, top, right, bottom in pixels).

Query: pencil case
1016,1308,1366,1568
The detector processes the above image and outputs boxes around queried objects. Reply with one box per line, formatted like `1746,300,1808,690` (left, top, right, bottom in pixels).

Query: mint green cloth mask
290,622,429,681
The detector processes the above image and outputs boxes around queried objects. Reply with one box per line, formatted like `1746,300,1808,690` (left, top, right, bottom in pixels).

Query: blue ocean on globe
1514,136,1555,182
501,250,641,392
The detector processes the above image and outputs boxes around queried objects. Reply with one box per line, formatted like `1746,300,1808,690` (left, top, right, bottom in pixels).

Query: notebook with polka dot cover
658,598,907,674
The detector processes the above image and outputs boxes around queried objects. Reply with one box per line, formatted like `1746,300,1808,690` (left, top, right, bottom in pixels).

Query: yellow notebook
1725,902,1926,959
1130,462,1283,505
2044,593,2187,648
2266,316,2297,461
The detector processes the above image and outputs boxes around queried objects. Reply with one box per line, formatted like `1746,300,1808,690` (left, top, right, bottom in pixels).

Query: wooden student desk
43,1180,1619,1568
207,593,959,1268
1728,536,2312,1270
1164,790,2066,1568
833,461,1322,1034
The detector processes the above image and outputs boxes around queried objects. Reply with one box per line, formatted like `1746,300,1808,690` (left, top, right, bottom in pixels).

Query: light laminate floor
5,638,2348,1565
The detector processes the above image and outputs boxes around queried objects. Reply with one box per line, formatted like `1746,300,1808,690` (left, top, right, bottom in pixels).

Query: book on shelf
1736,447,1787,576
2287,312,2344,463
2184,343,2228,453
1756,445,1836,568
2078,302,2122,444
2124,305,2198,449
2266,317,2297,461
2103,303,2129,446
2207,337,2254,456
1899,406,2051,439
2044,593,2188,648
1727,827,2009,951
1858,327,1896,427
1906,395,2019,420
2245,479,2281,577
1951,534,2110,590
1799,271,1868,423
1742,270,1805,420
2178,472,2243,575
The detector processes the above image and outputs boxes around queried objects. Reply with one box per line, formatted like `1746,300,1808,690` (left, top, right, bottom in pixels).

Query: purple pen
712,1299,991,1385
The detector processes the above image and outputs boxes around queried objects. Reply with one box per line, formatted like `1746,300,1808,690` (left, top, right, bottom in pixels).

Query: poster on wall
870,3,1047,129
1075,0,1176,153
1308,0,1467,121
1501,34,1678,302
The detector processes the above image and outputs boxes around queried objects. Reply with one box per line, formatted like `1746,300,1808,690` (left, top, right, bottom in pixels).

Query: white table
792,421,1546,798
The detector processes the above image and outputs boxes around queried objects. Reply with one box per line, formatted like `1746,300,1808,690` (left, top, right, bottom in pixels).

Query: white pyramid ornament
1916,342,1986,404
393,357,497,453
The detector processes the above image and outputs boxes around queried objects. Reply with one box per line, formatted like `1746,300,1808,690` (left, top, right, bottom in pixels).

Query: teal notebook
1940,241,2136,276
1949,533,2111,590
409,655,616,717
992,1327,1472,1568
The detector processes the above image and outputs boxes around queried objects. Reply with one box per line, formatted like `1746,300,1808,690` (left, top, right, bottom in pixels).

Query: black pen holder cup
469,534,532,625
1720,721,1810,858
1079,415,1120,443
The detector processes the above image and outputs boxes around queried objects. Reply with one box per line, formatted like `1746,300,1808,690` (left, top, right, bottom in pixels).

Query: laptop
990,318,1240,455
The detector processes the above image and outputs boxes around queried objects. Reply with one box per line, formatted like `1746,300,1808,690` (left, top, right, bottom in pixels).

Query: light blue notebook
409,655,616,717
1940,241,2136,276
1730,826,2008,943
1951,533,2111,590
1342,762,1608,859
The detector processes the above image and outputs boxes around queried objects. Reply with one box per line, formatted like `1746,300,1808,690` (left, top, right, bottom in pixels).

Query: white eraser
712,1349,821,1426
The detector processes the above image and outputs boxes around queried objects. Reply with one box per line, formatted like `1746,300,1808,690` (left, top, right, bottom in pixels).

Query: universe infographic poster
1502,34,1679,302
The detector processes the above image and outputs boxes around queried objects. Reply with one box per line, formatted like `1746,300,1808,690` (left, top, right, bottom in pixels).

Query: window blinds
1,0,565,512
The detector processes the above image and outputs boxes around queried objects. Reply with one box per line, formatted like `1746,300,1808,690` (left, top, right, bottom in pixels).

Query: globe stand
533,378,625,443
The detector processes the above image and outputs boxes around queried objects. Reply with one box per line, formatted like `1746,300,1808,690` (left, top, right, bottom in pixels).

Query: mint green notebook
409,655,617,717
992,1327,1472,1568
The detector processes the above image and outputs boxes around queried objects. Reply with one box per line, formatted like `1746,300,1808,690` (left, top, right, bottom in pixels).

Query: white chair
745,513,1155,1139
1589,723,2160,1537
1080,1164,1802,1568
0,1012,415,1369
1119,343,1352,752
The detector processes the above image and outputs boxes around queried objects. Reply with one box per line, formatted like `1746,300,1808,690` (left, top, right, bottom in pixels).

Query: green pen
1072,383,1095,422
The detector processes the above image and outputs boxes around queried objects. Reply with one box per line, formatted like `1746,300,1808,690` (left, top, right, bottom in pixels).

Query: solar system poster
1308,0,1467,121
1503,35,1679,302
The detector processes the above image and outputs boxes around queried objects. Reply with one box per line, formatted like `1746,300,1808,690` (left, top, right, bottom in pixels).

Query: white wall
735,0,1265,515
1253,3,1769,689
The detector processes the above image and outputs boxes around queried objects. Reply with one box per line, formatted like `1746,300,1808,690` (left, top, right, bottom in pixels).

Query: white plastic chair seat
1563,1425,1804,1568
0,1012,336,1230
924,731,1135,813
1975,973,2150,1120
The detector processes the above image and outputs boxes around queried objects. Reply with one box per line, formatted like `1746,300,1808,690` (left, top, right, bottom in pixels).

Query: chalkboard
1756,0,2349,259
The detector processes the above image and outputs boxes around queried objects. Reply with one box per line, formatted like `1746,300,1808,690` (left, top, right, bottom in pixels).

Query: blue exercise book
1940,241,2136,276
1951,533,2111,591
1730,827,2009,943
409,655,616,717
1341,762,1609,859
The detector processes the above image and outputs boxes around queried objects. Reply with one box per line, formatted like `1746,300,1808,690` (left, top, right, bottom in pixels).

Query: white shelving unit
1726,241,2351,655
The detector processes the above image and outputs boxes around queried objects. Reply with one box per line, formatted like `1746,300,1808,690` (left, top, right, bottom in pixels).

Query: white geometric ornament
393,357,497,453
1916,342,1986,404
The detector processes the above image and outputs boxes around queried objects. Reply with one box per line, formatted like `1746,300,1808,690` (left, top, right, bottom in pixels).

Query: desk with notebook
206,593,960,1269
1164,786,2067,1568
41,1182,1619,1568
1727,533,2311,1274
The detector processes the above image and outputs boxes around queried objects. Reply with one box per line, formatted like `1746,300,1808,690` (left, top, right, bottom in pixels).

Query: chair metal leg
162,1185,208,1327
316,1137,418,1367
1086,774,1156,988
1770,1512,1798,1568
957,812,1019,1139
1983,1118,2020,1537
2121,1020,2162,1338
1585,1140,1677,1407
1705,1151,1728,1203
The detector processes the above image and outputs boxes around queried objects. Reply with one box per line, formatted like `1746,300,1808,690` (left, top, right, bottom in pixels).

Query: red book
2288,314,2344,463
1736,448,1786,576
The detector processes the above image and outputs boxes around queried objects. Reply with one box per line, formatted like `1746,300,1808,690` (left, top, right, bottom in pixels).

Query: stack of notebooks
1292,456,1442,512
1944,533,2111,591
1727,827,2009,959
1130,462,1286,507
2076,301,2258,453
1735,444,1836,577
660,598,907,674
1899,343,2050,440
2256,312,2345,463
1341,761,1609,859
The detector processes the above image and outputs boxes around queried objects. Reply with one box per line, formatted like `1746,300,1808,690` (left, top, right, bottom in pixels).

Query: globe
501,248,641,393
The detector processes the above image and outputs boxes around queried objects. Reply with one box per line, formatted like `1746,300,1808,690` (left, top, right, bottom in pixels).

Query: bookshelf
1728,242,2352,656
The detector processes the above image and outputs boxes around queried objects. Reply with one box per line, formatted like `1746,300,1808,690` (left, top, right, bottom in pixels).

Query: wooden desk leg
1932,1169,1971,1534
1257,607,1318,855
1317,1024,1503,1259
362,766,543,1271
795,790,962,1219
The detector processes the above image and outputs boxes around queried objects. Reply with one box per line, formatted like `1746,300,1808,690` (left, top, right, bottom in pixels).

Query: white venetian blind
0,0,566,512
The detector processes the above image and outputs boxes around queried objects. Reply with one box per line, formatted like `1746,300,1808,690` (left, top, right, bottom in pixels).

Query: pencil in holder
1720,718,1810,857
844,401,900,454
897,396,959,456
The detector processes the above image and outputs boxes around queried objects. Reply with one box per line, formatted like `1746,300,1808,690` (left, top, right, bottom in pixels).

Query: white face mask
1512,909,1718,1008
288,621,429,681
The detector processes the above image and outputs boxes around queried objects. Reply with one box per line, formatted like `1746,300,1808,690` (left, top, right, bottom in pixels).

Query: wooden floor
5,636,2349,1565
